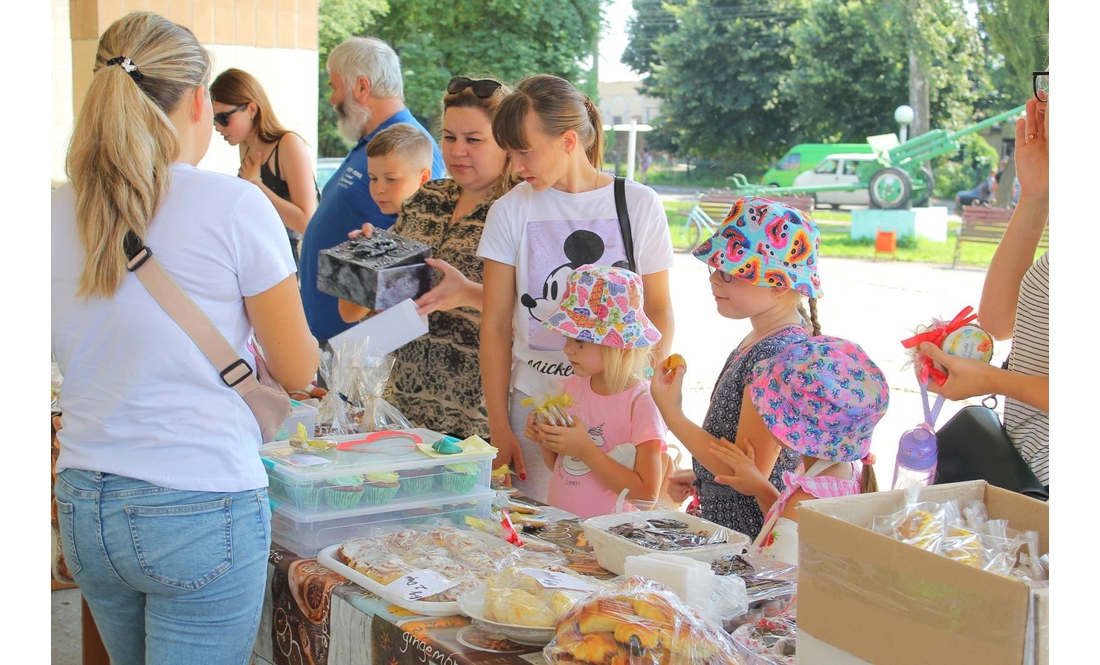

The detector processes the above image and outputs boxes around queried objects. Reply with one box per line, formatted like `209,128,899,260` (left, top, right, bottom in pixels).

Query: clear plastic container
271,401,319,442
892,425,938,490
260,430,494,516
271,491,495,556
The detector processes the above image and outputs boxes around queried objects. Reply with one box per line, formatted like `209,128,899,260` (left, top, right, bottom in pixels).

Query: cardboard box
797,481,1048,665
316,230,433,311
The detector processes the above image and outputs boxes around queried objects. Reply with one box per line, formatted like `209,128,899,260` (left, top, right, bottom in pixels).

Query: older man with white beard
299,37,444,343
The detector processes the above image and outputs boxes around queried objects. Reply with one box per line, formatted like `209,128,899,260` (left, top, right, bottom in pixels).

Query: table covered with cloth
252,507,610,665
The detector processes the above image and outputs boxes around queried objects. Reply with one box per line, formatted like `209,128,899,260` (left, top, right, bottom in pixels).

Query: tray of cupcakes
261,430,498,556
261,430,495,517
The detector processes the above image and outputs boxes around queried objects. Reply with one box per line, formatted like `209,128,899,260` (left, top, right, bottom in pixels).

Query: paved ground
51,587,80,664
51,251,999,660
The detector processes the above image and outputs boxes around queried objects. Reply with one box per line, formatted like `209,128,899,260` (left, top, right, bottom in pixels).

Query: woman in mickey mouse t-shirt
477,74,675,502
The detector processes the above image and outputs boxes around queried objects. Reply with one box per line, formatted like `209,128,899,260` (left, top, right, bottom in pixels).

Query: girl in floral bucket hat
651,197,824,540
524,264,668,518
709,336,890,565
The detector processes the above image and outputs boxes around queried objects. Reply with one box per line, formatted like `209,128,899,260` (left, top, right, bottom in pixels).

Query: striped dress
1003,251,1049,486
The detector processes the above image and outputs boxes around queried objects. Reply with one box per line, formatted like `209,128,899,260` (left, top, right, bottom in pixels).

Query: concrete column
59,0,319,181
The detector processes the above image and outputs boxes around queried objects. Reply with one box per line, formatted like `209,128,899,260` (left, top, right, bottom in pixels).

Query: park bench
699,192,814,220
675,191,817,251
694,192,815,226
953,206,1049,268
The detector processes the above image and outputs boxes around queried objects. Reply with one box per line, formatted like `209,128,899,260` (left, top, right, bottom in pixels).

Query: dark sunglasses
708,265,734,283
1032,71,1049,103
213,103,248,127
447,77,503,98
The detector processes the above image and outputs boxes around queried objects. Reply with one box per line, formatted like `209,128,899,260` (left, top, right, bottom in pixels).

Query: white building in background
51,0,320,186
597,80,661,126
597,81,662,174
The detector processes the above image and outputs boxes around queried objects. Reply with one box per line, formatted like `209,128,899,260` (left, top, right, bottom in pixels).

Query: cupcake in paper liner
404,506,445,525
286,480,323,510
399,467,437,495
441,463,480,494
447,504,479,526
324,475,365,509
363,471,400,505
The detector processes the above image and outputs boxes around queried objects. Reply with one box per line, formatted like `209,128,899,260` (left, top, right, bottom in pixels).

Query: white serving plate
455,580,559,646
582,510,751,575
316,529,514,617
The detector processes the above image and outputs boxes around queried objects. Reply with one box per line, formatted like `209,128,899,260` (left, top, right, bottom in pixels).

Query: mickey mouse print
522,219,629,353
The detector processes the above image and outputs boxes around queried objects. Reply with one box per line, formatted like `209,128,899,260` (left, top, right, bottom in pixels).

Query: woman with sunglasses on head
477,74,676,502
922,74,1050,494
339,76,518,440
211,68,319,267
51,12,317,663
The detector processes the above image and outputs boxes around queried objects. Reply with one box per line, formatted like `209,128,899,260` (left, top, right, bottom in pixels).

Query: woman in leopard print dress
342,77,516,439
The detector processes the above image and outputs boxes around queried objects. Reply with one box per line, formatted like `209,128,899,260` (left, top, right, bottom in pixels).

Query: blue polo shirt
299,109,444,342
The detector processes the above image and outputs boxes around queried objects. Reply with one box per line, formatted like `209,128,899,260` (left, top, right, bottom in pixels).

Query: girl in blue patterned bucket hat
649,197,827,540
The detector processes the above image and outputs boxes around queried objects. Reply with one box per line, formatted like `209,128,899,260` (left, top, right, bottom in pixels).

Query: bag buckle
220,359,253,388
982,394,999,410
126,246,152,272
124,232,152,271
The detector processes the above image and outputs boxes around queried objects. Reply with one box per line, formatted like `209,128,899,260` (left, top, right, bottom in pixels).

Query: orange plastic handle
334,430,423,451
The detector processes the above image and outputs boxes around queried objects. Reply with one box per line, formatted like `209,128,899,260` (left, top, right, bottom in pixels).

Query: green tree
785,0,908,143
787,0,992,142
976,0,1049,102
863,0,988,137
316,0,602,157
634,0,807,162
317,0,389,157
368,0,602,133
621,0,684,76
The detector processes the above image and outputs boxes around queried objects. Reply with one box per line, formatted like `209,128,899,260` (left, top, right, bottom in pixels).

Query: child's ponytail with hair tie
796,297,822,336
860,453,879,493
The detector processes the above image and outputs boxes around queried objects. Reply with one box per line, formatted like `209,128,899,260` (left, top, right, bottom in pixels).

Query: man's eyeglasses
708,265,734,283
447,77,503,98
213,103,248,127
1033,71,1049,103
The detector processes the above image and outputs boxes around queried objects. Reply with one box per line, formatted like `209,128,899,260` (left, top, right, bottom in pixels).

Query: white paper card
273,451,330,467
384,569,459,602
517,568,597,591
328,298,429,359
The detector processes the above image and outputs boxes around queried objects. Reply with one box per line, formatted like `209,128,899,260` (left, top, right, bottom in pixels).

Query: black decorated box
316,229,433,311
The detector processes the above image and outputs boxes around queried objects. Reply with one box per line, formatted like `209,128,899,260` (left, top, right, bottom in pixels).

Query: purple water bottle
892,425,938,490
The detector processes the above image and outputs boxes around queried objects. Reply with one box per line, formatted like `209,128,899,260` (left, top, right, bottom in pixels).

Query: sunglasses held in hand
213,103,248,127
447,77,503,98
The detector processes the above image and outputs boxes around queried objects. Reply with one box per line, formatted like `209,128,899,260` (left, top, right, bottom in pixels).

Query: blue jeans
55,469,271,665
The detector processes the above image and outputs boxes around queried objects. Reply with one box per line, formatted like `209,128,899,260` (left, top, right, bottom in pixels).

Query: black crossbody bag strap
614,176,637,274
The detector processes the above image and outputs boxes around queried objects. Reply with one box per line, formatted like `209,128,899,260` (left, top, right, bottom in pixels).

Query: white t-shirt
477,179,674,396
52,163,296,492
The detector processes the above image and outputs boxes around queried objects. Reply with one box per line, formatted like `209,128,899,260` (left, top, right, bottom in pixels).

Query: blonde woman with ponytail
51,12,316,664
477,74,675,502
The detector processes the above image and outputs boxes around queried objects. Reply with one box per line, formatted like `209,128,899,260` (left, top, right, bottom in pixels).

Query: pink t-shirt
546,375,668,518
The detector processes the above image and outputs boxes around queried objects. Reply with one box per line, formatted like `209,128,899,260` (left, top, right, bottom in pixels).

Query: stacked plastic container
261,429,495,556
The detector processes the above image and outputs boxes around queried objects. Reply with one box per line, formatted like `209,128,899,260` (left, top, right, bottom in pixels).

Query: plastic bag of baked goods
871,493,1048,581
317,337,409,435
467,549,601,628
545,575,746,665
871,485,958,554
730,612,797,665
522,392,575,427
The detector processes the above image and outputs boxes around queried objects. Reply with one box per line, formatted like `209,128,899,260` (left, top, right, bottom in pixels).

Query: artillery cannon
729,105,1025,209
